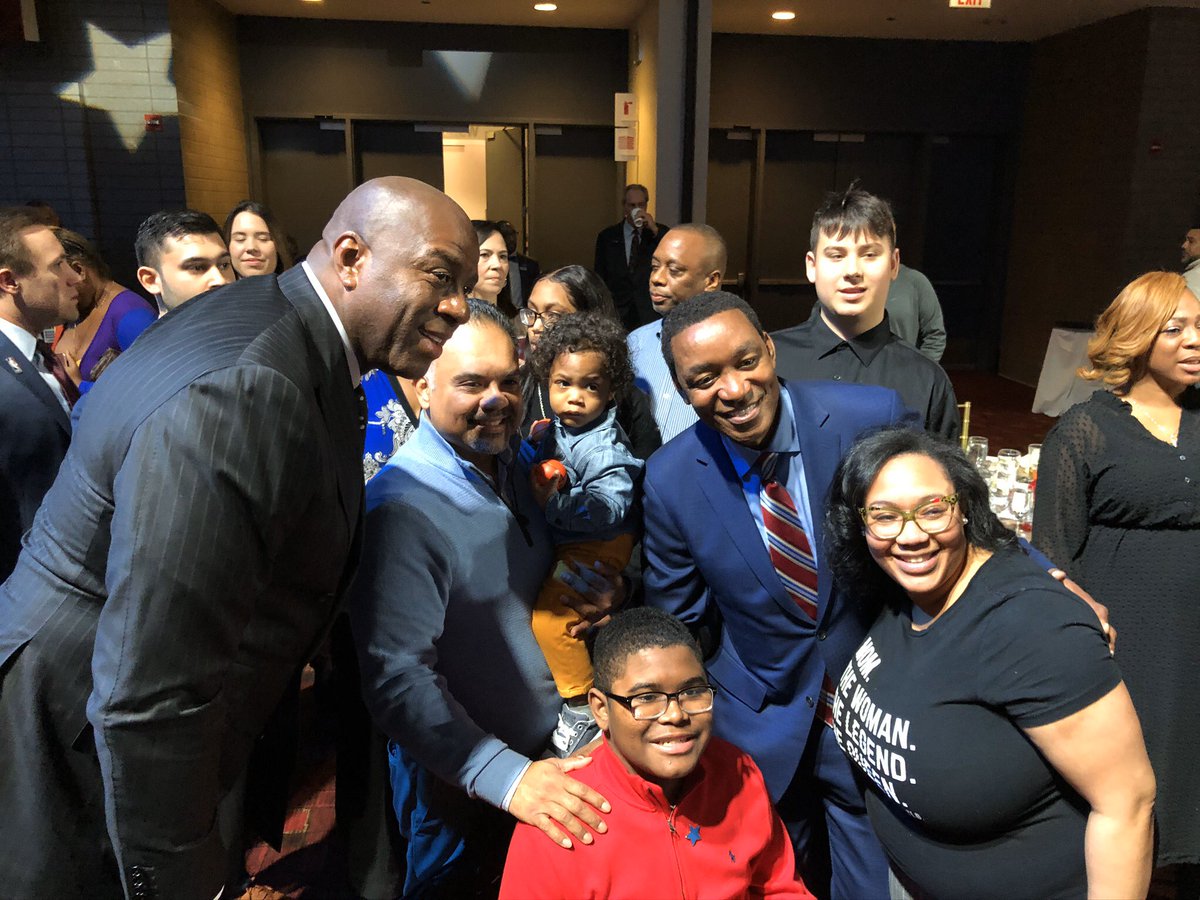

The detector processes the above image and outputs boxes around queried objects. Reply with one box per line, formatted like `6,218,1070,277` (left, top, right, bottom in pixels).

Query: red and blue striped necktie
759,451,835,726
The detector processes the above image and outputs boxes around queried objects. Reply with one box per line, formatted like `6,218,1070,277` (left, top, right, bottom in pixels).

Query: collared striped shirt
627,320,698,444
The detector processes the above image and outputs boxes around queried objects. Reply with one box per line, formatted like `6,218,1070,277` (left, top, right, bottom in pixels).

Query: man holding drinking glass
594,184,668,332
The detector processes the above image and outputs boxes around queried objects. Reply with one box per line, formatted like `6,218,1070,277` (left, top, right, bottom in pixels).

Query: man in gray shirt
885,263,946,362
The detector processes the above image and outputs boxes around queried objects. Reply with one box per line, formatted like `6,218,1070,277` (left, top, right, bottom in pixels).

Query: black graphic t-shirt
831,547,1120,900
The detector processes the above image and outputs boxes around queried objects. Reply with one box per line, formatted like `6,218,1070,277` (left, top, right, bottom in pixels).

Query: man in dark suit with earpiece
0,207,82,582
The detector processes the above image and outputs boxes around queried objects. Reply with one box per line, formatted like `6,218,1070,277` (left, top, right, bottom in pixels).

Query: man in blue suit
0,208,82,582
643,290,915,899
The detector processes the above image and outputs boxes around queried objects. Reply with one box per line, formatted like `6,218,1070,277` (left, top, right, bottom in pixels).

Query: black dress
1033,387,1200,866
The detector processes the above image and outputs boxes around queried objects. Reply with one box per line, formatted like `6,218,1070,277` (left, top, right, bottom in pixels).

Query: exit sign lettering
949,0,991,7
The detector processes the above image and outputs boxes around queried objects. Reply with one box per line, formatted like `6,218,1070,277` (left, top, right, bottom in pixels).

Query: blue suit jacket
643,378,913,799
0,329,71,583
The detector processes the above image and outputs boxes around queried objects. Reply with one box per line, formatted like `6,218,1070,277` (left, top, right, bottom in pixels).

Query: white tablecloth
1032,326,1097,416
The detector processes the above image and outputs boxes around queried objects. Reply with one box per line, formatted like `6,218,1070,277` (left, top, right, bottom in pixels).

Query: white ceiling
217,0,1200,42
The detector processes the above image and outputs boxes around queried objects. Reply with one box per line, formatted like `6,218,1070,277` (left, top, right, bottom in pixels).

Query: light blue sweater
348,421,558,809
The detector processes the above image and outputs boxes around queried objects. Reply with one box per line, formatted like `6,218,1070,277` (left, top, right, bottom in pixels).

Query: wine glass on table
991,449,1020,519
966,436,988,470
1008,482,1033,535
995,449,1020,487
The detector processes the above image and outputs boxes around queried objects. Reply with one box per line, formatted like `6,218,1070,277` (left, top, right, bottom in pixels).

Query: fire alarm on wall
144,114,163,132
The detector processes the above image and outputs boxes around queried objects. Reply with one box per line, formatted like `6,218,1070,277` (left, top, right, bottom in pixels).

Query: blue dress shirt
628,321,699,444
719,388,819,567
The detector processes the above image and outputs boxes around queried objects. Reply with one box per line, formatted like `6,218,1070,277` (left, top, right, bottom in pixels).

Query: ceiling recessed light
534,2,558,10
771,10,796,20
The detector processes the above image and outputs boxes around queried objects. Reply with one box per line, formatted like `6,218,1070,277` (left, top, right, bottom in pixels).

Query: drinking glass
1024,443,1042,483
966,436,988,469
1008,482,1031,519
995,449,1020,489
1008,483,1034,535
990,449,1019,516
989,492,1009,516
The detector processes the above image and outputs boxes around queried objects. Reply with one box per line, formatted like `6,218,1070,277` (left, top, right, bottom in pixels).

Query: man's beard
465,410,517,457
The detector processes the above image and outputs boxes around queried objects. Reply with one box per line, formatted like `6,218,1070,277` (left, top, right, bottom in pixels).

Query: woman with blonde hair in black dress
1034,270,1200,895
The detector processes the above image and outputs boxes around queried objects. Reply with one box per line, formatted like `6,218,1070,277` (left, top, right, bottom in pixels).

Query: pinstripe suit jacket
0,328,72,583
0,267,364,899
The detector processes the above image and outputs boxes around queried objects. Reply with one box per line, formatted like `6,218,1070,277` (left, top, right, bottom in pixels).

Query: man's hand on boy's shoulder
509,756,611,849
570,734,604,759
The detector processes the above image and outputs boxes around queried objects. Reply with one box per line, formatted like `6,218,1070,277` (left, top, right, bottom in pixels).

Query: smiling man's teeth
726,403,757,423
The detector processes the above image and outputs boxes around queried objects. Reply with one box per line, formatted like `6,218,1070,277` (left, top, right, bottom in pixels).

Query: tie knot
758,451,780,484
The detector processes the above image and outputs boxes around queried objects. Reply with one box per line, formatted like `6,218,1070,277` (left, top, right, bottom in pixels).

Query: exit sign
950,0,991,6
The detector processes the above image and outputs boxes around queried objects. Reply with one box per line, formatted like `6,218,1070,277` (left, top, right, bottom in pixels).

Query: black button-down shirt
771,309,961,441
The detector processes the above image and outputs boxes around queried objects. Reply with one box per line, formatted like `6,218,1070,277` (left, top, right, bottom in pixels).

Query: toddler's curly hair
529,311,633,402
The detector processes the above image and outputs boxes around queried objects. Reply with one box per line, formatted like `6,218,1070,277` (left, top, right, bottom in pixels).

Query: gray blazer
0,267,364,899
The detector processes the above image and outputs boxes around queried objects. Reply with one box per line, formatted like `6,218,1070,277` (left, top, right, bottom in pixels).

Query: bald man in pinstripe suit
0,178,476,900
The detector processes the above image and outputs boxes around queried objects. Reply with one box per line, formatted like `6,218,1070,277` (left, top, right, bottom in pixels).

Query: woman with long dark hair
223,200,292,278
468,219,517,316
51,228,155,388
518,264,660,459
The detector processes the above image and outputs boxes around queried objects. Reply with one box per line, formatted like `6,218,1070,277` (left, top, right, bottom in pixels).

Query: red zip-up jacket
499,737,814,899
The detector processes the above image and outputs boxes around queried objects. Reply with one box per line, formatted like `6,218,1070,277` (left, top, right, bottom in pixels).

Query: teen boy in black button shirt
772,187,960,442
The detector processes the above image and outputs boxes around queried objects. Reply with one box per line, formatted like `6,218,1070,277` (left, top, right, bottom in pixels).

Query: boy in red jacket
499,607,813,899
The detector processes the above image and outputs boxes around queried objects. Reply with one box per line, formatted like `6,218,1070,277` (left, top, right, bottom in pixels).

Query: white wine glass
966,436,988,470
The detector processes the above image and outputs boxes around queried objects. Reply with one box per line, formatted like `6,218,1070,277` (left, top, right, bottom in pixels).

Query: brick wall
0,0,185,285
169,0,249,223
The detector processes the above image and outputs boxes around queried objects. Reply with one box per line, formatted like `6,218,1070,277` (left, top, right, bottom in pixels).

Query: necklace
1128,399,1180,447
